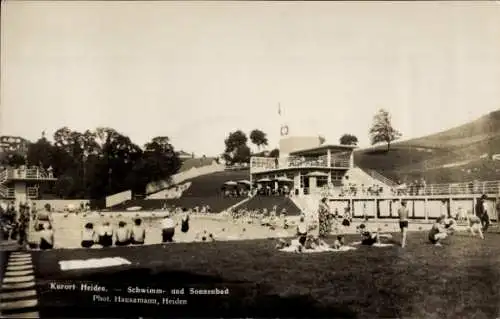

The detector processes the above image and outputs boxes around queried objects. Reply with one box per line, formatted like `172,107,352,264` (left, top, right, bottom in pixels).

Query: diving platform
0,167,56,203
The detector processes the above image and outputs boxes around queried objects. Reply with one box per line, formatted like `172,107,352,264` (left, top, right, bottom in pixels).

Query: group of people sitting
80,218,146,248
276,214,396,253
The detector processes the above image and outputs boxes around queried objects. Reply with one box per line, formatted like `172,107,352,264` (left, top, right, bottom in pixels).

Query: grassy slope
181,170,249,197
114,170,250,212
32,231,500,318
178,157,217,173
355,110,500,183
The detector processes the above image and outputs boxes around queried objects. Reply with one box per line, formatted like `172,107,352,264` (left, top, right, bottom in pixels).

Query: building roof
289,144,356,156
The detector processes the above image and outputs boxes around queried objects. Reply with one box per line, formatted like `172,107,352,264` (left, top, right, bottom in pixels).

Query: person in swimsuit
443,216,457,234
342,206,351,227
115,221,130,246
98,221,114,247
161,213,176,243
475,194,490,232
428,216,449,246
130,218,146,245
181,209,190,233
467,211,484,239
398,200,409,248
296,216,308,246
357,224,393,246
81,223,97,248
332,235,345,250
39,223,54,250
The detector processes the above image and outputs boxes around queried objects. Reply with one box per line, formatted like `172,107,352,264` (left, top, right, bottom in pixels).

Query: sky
1,1,500,156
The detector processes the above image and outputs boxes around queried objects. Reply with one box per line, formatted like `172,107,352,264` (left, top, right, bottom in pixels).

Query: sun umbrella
257,178,271,183
224,181,238,186
277,176,294,182
237,180,251,185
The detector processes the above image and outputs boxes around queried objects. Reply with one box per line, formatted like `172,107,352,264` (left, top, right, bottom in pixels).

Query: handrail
369,170,398,187
250,156,350,173
0,167,54,181
27,186,39,198
0,184,15,198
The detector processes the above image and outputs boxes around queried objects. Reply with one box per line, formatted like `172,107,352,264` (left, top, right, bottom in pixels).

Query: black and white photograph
1,1,500,318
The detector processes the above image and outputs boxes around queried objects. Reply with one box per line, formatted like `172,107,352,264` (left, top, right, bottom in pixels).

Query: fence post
424,198,428,222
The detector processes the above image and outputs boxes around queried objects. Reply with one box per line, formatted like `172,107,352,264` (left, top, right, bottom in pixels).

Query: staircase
368,169,398,187
346,167,395,189
0,169,7,184
0,169,14,199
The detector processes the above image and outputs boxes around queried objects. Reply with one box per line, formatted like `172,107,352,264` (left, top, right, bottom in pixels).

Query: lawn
31,231,500,318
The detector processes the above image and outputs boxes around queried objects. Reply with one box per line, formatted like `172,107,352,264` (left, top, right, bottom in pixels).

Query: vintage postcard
1,1,500,318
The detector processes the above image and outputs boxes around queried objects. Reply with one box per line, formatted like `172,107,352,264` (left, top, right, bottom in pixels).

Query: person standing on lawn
317,197,330,238
475,194,490,232
397,200,409,248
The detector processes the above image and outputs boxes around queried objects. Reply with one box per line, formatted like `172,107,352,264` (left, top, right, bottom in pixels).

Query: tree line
1,127,181,199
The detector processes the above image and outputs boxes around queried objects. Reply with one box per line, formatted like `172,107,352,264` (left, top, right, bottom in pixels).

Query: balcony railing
1,167,54,181
417,180,500,196
250,156,350,173
313,180,500,198
27,186,39,198
0,184,15,198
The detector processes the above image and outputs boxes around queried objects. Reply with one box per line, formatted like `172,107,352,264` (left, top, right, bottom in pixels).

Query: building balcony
0,167,55,183
250,156,350,174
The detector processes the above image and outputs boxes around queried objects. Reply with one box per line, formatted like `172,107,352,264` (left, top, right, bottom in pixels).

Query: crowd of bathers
276,195,494,253
1,201,33,245
2,194,495,252
227,206,290,228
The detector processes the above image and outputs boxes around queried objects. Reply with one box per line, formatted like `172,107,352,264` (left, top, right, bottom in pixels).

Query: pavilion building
250,136,356,195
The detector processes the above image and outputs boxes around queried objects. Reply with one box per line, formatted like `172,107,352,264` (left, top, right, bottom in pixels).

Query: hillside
355,110,500,183
179,157,217,172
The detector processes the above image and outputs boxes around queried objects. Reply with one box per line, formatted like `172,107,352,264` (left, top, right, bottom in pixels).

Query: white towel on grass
59,257,131,271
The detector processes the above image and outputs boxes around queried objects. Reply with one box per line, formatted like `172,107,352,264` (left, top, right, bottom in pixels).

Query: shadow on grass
38,268,357,318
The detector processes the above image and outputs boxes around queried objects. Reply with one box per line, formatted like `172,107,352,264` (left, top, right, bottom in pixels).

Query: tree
269,148,280,158
249,129,268,151
223,130,249,164
53,174,76,199
21,127,183,199
233,145,251,164
130,136,182,194
0,151,26,167
27,136,54,169
339,134,358,146
369,109,402,151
